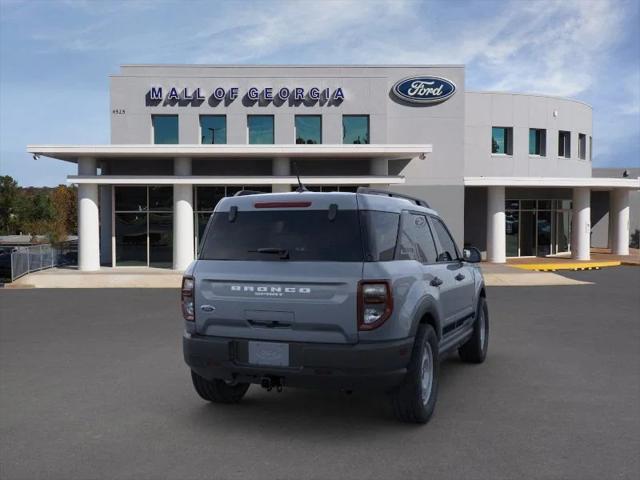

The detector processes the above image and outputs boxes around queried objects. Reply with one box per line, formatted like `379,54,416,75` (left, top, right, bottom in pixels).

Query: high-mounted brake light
254,201,312,208
358,280,393,331
181,276,195,321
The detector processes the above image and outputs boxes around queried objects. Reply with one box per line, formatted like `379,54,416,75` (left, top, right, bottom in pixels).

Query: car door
396,211,451,329
427,216,476,323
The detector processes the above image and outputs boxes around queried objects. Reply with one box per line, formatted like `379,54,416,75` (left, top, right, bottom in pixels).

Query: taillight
181,276,195,321
358,280,393,330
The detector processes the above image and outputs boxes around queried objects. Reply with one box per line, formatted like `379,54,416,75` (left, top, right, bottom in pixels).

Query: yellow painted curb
511,261,621,272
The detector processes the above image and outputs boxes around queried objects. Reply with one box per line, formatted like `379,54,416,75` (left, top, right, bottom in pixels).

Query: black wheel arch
410,297,443,340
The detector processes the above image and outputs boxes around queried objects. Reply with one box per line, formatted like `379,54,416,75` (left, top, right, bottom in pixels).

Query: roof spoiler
357,187,430,208
233,190,267,197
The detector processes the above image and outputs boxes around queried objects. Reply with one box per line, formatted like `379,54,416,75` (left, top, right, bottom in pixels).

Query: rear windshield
200,210,364,262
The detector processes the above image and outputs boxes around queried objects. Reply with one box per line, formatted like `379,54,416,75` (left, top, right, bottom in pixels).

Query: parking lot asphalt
1,267,639,480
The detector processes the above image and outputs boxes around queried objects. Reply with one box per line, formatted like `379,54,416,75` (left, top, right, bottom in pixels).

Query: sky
0,0,639,187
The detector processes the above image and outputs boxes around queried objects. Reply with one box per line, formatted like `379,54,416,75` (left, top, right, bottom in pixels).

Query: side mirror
463,247,482,263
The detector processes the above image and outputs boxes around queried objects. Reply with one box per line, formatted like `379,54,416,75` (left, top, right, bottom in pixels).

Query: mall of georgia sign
391,76,456,104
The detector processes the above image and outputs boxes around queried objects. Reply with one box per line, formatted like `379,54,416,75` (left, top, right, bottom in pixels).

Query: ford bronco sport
182,188,488,423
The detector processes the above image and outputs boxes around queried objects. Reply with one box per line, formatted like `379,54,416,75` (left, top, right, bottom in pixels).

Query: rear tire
191,371,250,404
458,296,489,363
391,324,439,424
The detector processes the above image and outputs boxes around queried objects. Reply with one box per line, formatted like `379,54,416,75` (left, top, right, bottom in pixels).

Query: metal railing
9,242,77,282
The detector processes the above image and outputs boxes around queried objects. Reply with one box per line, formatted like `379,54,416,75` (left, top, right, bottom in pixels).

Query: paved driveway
1,268,639,480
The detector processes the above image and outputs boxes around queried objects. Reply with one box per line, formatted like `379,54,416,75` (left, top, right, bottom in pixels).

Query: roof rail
357,187,430,208
233,190,267,197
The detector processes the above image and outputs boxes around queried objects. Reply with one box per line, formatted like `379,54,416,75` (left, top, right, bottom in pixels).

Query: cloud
617,69,640,116
1,0,638,186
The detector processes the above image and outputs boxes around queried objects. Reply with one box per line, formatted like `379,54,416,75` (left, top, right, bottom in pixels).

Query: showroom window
491,127,513,155
114,186,173,267
200,115,227,144
529,128,546,156
505,199,572,258
295,115,322,144
248,115,274,144
303,185,361,192
152,115,179,144
578,133,586,160
193,185,272,254
558,131,571,158
343,115,369,144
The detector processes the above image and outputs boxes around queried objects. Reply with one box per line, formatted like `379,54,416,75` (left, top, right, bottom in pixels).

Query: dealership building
28,65,639,271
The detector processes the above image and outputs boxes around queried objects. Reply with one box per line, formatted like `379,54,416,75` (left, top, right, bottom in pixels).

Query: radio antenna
292,161,308,192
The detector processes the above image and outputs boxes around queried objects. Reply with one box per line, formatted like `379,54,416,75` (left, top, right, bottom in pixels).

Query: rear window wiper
249,247,290,260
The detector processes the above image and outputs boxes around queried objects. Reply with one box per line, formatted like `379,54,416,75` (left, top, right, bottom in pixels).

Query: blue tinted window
529,129,536,154
343,115,369,144
152,115,178,144
200,115,227,144
248,115,274,144
295,115,321,144
529,128,546,156
558,131,571,158
492,127,512,154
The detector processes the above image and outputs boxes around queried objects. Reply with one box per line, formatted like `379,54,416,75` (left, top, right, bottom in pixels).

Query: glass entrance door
556,210,571,254
520,211,536,256
114,186,173,268
537,211,553,257
505,199,573,258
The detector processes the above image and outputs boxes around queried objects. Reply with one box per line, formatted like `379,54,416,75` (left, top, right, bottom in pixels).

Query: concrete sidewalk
480,263,591,286
6,263,590,288
7,267,182,289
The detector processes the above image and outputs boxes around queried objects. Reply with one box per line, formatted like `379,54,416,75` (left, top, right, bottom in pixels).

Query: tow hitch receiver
260,376,284,392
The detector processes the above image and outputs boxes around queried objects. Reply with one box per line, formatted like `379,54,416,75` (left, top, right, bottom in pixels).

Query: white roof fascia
67,175,406,185
464,176,640,189
28,144,432,162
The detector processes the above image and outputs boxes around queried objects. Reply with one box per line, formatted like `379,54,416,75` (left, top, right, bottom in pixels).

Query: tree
19,190,54,238
0,177,77,241
0,175,19,234
48,185,77,244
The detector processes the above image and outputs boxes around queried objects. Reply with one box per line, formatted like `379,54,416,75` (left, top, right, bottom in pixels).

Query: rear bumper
183,333,414,391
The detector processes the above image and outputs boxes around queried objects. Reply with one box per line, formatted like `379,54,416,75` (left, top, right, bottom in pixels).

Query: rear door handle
455,273,465,281
430,277,443,287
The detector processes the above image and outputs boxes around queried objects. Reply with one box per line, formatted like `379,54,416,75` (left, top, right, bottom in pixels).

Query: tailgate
194,260,363,344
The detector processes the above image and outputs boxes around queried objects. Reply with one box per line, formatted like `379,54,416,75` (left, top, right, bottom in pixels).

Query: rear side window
360,211,400,261
430,217,459,262
397,213,438,263
200,210,363,262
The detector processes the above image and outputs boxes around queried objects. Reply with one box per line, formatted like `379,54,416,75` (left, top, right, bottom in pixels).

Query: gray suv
182,188,488,423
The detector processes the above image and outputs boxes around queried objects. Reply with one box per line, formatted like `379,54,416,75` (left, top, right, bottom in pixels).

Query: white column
173,157,194,271
272,157,290,193
572,187,591,260
371,158,388,176
78,157,100,271
371,158,389,188
486,186,506,263
610,189,630,256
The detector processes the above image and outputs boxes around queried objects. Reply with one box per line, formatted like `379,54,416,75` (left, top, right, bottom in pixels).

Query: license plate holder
248,341,290,367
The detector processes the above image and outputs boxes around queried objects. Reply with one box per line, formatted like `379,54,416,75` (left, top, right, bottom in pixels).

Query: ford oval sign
391,76,456,104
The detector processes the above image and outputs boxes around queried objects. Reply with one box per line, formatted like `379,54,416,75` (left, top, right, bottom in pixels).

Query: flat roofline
112,64,466,78
118,64,466,69
464,176,639,190
28,144,432,163
466,91,592,109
